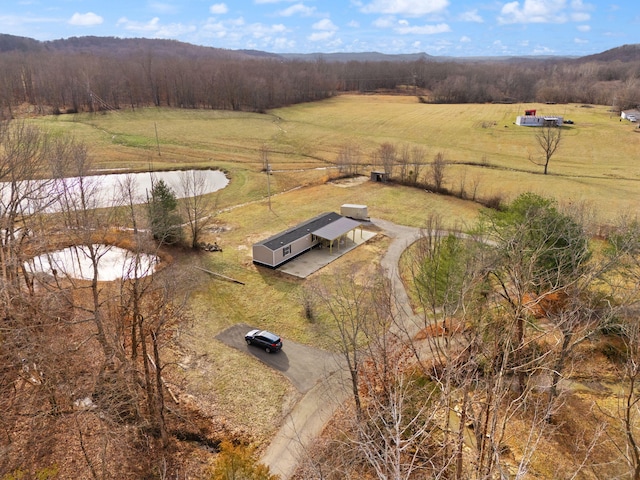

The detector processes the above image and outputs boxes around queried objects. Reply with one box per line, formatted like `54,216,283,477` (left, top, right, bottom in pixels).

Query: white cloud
459,9,483,23
571,12,590,21
396,22,450,34
577,24,590,31
312,18,338,31
308,31,335,41
200,16,288,44
347,20,360,28
210,4,229,14
273,37,296,49
68,12,103,26
460,35,471,42
149,3,180,14
361,0,449,17
498,0,592,24
373,16,396,28
278,4,316,17
498,0,568,24
574,37,588,43
116,17,196,37
254,0,296,3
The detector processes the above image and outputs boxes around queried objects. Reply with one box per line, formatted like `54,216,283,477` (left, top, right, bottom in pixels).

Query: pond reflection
26,244,159,281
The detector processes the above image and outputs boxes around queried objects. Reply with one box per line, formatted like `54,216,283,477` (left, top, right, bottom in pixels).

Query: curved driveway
258,218,422,479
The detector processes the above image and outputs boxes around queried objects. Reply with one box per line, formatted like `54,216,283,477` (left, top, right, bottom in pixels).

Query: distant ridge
0,33,637,64
279,51,435,62
576,44,640,63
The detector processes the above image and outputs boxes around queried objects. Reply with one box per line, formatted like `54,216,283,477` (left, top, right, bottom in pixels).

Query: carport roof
312,216,361,241
256,212,349,251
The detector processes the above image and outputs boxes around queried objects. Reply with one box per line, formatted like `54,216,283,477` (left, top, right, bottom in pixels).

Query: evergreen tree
147,179,183,245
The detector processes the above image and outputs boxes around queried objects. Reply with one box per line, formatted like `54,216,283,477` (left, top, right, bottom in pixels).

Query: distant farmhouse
621,109,639,122
515,109,563,127
252,211,363,268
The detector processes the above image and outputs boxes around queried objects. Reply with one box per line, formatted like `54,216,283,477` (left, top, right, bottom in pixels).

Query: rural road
255,218,423,479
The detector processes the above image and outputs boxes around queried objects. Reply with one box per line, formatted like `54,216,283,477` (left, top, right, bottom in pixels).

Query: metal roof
312,216,361,241
256,212,343,251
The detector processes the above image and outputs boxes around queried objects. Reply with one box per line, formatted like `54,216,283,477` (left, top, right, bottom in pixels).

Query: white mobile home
252,212,362,268
515,115,563,127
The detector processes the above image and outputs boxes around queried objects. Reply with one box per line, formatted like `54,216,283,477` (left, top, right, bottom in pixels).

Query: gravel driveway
215,323,344,393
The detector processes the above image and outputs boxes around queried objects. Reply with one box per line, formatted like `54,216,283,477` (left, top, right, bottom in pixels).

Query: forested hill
0,33,638,117
577,44,640,63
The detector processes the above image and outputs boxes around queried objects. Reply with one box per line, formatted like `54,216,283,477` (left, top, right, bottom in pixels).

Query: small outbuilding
340,204,369,221
252,212,363,268
621,109,640,122
370,171,388,182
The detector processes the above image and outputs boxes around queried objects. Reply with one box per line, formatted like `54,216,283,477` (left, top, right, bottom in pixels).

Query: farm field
35,94,640,223
23,94,640,453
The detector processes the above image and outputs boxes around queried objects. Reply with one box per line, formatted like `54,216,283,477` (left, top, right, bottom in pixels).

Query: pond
2,169,229,212
90,169,229,204
15,169,227,280
26,244,159,281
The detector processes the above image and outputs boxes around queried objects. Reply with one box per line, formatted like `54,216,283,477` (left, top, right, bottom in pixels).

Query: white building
515,115,563,127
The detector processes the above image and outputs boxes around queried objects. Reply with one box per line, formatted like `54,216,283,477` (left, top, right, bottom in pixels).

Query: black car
245,329,283,353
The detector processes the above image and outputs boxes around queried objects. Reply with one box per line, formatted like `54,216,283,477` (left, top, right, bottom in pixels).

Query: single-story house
252,212,363,268
621,109,640,122
515,114,563,127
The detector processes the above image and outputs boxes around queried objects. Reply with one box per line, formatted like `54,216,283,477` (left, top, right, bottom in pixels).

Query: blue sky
1,0,637,57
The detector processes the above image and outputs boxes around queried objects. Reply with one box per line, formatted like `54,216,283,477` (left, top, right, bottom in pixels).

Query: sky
1,0,638,57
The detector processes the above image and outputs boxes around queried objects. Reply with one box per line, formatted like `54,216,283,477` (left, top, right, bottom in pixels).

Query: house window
283,245,291,256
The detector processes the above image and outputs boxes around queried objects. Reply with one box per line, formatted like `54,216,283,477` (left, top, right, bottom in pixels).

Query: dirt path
260,218,422,479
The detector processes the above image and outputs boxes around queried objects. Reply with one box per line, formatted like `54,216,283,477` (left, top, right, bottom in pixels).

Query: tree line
0,37,639,118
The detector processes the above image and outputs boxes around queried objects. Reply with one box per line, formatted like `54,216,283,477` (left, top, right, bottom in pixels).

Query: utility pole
266,162,272,211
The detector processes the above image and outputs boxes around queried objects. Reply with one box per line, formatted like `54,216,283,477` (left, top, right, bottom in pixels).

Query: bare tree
397,144,411,183
376,142,397,178
408,145,425,185
311,266,379,417
532,123,562,175
336,142,361,177
430,151,447,191
179,169,218,249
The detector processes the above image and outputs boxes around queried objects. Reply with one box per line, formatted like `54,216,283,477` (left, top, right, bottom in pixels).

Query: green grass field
26,95,640,442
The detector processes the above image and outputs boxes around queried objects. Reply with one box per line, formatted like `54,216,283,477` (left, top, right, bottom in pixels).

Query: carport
311,216,363,254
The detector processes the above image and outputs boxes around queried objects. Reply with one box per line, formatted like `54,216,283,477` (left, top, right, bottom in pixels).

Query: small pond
26,244,159,281
91,169,229,204
2,169,229,212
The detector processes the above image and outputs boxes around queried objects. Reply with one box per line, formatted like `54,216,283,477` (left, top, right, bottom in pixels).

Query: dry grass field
24,95,640,461
35,95,640,222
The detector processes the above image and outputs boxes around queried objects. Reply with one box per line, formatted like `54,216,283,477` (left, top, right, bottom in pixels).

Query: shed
370,171,388,182
621,109,640,121
340,204,369,221
252,212,362,268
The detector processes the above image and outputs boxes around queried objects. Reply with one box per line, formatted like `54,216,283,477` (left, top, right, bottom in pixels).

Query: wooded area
0,35,639,117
